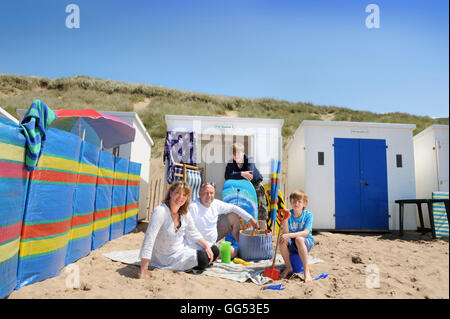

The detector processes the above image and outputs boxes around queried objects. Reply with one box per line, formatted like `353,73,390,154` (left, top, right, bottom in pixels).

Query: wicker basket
238,230,273,261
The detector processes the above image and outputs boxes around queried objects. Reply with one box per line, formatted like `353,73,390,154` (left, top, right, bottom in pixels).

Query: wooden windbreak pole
152,179,159,211
157,178,162,206
147,180,153,220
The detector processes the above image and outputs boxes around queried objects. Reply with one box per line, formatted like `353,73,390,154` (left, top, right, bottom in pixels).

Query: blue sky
0,0,448,118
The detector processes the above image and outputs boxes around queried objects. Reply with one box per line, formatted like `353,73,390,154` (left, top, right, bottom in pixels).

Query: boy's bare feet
304,269,313,282
280,266,292,279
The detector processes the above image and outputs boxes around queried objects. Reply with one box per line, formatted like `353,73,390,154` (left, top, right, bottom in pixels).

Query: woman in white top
139,181,219,279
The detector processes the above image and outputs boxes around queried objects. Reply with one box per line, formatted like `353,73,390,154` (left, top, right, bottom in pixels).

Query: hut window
396,154,402,168
318,152,324,166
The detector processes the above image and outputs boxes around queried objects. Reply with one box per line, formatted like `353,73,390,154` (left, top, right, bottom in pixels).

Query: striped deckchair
173,164,203,201
432,192,449,238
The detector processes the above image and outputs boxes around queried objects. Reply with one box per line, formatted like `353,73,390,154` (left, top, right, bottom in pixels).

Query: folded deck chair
173,163,204,201
432,191,449,238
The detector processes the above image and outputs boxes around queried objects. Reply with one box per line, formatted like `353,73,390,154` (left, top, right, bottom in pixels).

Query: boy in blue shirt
279,190,314,281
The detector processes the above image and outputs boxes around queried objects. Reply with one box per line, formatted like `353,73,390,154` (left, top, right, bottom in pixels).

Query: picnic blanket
102,250,324,285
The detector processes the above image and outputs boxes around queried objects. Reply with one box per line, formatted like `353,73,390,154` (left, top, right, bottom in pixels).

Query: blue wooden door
334,138,389,230
359,139,389,229
334,138,361,229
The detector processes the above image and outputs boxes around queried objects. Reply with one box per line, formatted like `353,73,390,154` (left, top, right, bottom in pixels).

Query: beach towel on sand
102,250,324,285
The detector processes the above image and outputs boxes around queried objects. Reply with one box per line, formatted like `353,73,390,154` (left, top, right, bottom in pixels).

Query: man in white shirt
187,182,259,258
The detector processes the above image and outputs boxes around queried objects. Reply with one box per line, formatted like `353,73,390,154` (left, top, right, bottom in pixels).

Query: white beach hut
17,109,154,221
286,120,417,231
413,124,449,227
165,115,284,199
98,111,154,221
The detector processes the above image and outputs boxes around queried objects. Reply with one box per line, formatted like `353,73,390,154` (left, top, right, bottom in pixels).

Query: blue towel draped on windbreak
20,100,57,171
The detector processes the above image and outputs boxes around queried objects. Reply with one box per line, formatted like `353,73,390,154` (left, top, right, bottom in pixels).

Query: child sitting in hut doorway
279,190,314,281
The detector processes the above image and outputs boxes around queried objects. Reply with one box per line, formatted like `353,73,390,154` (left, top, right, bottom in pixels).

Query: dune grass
1,74,447,157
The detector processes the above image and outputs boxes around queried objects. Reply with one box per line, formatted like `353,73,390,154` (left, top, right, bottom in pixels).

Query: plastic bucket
221,241,231,264
289,251,304,274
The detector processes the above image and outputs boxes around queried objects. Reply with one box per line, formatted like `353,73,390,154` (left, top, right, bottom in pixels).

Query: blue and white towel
432,192,449,238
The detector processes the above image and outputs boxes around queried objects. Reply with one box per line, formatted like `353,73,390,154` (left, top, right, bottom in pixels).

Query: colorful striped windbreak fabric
0,102,143,294
16,127,82,289
124,162,141,234
91,150,114,250
65,141,100,266
432,192,449,238
110,157,129,241
20,99,57,172
0,117,29,298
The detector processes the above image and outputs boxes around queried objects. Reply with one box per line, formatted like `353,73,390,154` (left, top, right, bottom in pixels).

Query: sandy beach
8,221,449,299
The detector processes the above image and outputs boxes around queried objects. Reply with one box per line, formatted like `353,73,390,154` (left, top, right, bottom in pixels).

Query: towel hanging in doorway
164,131,197,183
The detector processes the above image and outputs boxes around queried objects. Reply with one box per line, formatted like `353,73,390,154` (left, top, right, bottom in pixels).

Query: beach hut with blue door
286,120,417,231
